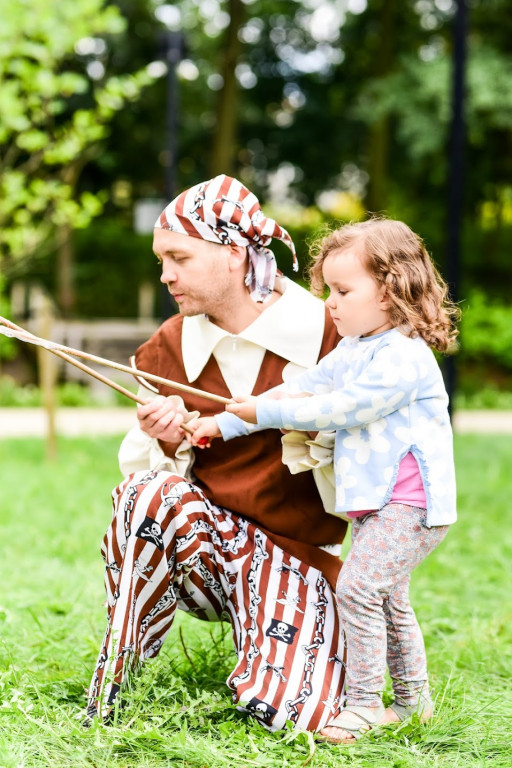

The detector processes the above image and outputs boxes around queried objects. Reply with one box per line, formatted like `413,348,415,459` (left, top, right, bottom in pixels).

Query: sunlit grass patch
1,433,511,767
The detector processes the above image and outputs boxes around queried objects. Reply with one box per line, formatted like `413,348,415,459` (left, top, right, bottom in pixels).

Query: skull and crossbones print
246,697,278,725
265,618,299,645
135,516,164,550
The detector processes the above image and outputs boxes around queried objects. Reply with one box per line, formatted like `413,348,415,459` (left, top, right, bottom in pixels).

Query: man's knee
113,471,193,526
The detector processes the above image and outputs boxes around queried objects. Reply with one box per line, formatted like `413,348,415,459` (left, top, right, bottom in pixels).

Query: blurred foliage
461,291,512,371
0,294,16,361
455,387,512,410
456,290,512,396
0,0,155,281
0,376,84,406
1,0,512,397
72,219,159,317
0,376,134,406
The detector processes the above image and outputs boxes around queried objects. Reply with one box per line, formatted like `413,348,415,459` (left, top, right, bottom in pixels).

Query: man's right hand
137,395,187,446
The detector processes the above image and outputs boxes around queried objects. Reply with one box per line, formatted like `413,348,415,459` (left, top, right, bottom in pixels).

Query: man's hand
187,416,221,448
137,396,188,445
225,395,258,423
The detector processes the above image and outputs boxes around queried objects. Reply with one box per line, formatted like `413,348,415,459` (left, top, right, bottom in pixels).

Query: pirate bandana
154,174,298,302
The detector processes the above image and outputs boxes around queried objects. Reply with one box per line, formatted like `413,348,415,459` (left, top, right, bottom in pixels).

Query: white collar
181,278,326,382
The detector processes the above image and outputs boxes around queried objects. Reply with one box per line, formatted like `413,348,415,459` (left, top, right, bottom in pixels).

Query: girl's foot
318,703,433,744
380,704,433,725
318,704,385,744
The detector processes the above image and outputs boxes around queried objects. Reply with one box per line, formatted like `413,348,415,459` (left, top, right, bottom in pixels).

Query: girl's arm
215,348,341,440
226,391,316,424
254,342,438,433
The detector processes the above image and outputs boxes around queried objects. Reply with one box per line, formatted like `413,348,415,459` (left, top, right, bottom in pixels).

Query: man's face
153,229,235,319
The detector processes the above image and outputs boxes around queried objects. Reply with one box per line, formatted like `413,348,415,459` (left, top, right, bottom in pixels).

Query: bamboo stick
3,317,147,406
0,317,205,438
0,317,231,405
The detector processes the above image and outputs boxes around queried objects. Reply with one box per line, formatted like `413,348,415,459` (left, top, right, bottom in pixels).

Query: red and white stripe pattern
87,470,346,731
155,175,298,302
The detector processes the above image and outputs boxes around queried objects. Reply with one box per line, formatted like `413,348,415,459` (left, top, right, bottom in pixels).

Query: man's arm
128,319,199,459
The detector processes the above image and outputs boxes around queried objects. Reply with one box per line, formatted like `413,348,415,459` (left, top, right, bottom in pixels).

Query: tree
0,0,155,294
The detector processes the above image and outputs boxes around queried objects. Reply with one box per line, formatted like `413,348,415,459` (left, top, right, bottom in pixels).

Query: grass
0,433,511,767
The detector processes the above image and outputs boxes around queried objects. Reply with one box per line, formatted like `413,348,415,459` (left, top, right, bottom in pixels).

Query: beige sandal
388,701,433,722
317,703,385,744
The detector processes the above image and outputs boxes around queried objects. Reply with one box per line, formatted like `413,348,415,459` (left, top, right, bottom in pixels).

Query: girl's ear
378,285,392,309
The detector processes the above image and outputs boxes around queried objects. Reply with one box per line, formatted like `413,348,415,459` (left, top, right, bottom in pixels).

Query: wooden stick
0,317,231,405
0,317,202,438
2,317,147,406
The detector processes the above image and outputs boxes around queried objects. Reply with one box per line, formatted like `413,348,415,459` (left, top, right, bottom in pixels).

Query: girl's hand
226,396,258,423
187,416,221,448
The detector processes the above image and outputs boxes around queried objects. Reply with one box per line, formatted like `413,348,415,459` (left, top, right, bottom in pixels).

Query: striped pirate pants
87,470,346,732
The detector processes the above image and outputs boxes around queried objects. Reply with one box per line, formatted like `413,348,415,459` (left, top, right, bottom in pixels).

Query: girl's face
323,248,392,338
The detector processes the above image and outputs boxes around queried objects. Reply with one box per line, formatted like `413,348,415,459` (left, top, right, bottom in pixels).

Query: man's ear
228,244,248,272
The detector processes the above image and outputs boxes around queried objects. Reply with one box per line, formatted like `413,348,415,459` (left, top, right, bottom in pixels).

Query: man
87,174,348,732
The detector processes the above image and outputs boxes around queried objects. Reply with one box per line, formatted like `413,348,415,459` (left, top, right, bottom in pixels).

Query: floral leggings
336,503,449,710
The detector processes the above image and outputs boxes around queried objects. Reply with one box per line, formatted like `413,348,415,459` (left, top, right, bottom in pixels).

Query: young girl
191,218,459,743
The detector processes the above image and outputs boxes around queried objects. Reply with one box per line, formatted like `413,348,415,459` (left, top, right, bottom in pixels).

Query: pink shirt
347,452,426,519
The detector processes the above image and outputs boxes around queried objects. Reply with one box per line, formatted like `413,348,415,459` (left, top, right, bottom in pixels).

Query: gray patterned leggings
336,503,449,710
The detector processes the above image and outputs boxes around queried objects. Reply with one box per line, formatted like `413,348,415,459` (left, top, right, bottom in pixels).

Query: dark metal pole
445,0,467,417
164,31,184,200
161,31,185,319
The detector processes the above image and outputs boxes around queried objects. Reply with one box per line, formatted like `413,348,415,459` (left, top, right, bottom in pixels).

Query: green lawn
0,434,511,768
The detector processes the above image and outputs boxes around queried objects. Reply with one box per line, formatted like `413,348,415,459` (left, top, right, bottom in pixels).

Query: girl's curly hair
308,217,460,352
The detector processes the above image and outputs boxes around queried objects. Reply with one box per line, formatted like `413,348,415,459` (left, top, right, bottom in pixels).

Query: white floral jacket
217,328,457,527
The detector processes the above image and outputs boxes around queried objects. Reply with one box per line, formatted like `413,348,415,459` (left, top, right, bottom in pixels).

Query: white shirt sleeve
118,425,195,478
118,386,195,479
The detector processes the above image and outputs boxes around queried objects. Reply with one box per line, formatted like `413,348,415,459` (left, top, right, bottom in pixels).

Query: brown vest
135,309,347,589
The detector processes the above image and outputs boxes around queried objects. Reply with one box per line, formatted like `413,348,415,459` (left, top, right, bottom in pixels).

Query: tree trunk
57,224,76,317
210,0,245,177
365,0,397,213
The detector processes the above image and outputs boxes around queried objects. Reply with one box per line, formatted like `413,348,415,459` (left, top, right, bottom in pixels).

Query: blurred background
1,0,511,412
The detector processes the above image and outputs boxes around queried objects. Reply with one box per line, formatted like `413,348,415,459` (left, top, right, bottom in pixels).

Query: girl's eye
338,289,347,296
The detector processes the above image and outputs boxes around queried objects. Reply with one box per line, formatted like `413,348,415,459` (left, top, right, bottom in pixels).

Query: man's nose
160,261,177,284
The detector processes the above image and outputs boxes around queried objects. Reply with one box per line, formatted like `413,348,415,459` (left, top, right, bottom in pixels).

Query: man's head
153,175,297,309
154,227,248,320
